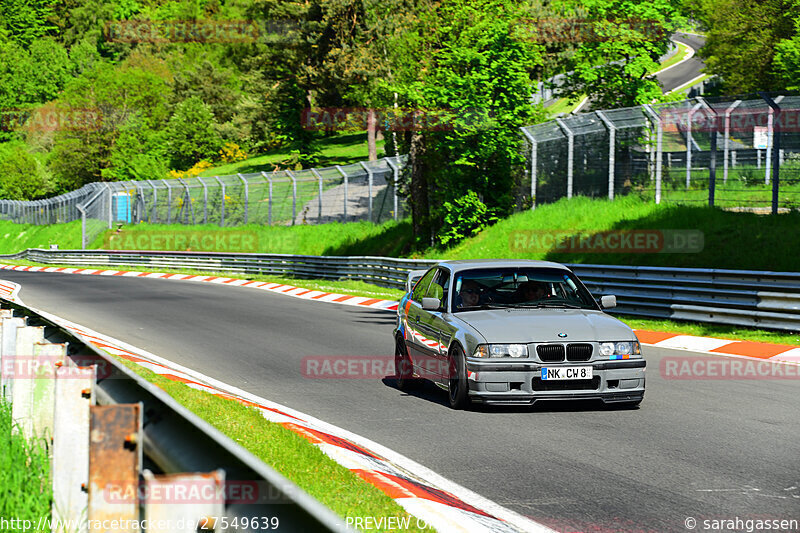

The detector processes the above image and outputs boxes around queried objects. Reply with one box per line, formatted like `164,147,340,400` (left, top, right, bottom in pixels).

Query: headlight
599,341,641,359
473,344,528,358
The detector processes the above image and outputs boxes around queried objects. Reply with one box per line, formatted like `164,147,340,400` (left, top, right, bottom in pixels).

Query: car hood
454,308,635,343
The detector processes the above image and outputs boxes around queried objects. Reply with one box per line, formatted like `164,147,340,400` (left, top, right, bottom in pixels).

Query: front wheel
448,346,471,409
395,339,416,390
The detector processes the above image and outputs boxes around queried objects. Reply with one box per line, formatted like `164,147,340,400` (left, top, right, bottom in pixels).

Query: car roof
434,259,571,273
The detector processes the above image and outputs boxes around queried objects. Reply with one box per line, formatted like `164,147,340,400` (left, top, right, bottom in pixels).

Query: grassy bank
0,399,52,520
201,132,386,177
114,358,429,532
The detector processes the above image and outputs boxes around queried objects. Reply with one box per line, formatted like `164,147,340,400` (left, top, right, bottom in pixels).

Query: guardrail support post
88,403,142,533
11,325,45,439
32,342,67,441
142,470,225,530
0,316,26,399
237,173,249,224
213,176,225,227
336,165,348,220
310,168,324,223
260,171,273,225
359,161,374,222
555,118,574,199
53,365,95,533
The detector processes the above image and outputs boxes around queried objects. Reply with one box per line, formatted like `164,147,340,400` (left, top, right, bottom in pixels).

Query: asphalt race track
3,271,798,532
657,33,706,93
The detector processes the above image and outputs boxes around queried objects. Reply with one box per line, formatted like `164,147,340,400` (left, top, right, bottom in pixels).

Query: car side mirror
422,297,441,311
600,295,617,309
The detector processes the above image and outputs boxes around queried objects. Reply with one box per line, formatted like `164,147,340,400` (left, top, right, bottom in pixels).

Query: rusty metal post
53,365,95,533
88,403,143,533
31,342,67,442
142,470,225,533
11,325,45,438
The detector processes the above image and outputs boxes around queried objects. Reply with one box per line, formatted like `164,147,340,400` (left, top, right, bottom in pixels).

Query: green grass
0,399,52,522
112,358,430,532
201,132,386,177
652,41,691,73
0,220,83,254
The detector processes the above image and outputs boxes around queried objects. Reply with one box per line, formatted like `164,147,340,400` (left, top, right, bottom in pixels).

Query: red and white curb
634,330,800,365
0,278,552,533
0,264,399,312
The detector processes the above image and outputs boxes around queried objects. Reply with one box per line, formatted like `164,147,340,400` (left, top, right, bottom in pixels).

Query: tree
0,0,57,47
390,0,547,246
0,142,53,200
551,0,685,108
166,96,222,170
696,0,795,93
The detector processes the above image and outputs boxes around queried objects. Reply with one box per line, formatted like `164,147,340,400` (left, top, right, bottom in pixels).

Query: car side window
411,268,436,303
425,269,450,307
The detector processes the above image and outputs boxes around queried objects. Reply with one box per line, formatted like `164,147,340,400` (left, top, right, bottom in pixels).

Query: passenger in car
518,281,548,302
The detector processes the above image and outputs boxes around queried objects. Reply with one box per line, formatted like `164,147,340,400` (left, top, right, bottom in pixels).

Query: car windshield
451,267,598,312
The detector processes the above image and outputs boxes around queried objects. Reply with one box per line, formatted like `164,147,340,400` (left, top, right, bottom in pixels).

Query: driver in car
458,280,483,308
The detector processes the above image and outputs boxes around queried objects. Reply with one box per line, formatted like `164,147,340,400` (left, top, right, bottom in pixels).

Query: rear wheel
448,346,470,409
395,339,416,390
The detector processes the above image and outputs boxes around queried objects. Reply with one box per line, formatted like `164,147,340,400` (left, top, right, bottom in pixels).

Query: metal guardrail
3,249,800,331
0,295,349,532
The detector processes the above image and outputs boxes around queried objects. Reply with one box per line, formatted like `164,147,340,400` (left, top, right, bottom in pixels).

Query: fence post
359,161,374,222
336,165,348,220
285,170,297,225
760,92,782,215
686,102,703,188
163,180,172,224
176,177,194,225
384,158,399,220
237,173,249,224
763,95,784,185
555,118,574,199
196,177,208,224
213,176,225,227
260,171,273,225
310,168,324,223
723,100,741,184
642,105,663,204
595,111,616,201
146,180,158,223
520,128,537,210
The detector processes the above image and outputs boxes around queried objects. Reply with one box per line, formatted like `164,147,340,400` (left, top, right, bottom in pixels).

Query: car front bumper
465,359,645,405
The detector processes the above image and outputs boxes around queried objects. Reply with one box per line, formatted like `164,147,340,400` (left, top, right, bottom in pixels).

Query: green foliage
0,399,53,520
438,190,499,246
166,96,223,170
695,0,798,93
552,0,685,108
0,0,57,47
0,142,53,199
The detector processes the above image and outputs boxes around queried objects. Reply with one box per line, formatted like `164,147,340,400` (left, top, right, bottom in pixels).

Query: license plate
540,366,593,381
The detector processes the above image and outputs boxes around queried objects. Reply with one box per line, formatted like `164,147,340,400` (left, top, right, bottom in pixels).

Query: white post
555,118,574,199
723,100,741,183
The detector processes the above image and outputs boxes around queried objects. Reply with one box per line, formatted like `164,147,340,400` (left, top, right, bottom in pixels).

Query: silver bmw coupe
393,260,645,409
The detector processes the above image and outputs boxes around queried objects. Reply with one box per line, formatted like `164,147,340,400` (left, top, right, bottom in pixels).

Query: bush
438,190,498,246
0,142,52,199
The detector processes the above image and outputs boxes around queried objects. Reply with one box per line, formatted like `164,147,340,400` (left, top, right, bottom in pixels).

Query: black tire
448,346,471,409
395,338,416,390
